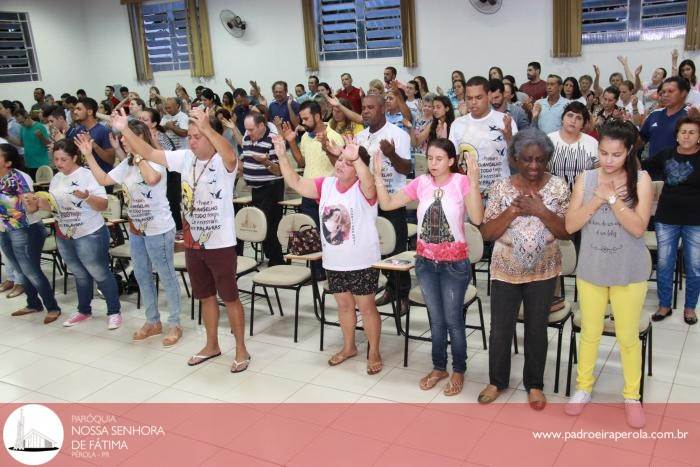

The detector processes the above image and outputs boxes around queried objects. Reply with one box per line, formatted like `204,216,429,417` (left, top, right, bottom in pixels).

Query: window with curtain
315,0,403,61
0,12,40,83
142,0,190,72
582,0,687,44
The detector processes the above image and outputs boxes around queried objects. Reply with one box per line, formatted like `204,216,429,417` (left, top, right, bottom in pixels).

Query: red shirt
520,80,547,101
336,86,362,113
108,96,120,108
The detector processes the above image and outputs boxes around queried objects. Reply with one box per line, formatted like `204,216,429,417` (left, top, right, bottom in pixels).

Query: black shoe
375,291,394,307
684,311,698,325
651,309,672,322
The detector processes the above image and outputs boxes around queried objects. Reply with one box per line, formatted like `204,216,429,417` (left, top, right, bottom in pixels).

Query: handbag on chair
287,224,321,255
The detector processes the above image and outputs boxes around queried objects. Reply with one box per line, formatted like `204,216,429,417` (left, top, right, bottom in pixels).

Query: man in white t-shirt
114,107,251,373
449,76,518,194
161,98,189,150
355,94,412,312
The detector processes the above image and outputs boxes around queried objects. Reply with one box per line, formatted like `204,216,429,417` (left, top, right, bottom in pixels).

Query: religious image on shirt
34,191,59,215
420,188,455,244
456,143,479,176
181,181,194,214
321,204,351,246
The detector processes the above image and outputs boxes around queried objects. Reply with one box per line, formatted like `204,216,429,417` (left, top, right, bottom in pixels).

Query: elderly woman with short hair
477,128,571,410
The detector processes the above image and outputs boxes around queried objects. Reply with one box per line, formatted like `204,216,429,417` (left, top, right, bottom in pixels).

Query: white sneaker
565,390,591,416
624,399,646,428
107,313,123,330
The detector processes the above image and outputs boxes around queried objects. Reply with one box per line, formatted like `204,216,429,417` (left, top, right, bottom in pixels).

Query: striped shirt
547,131,599,189
241,127,282,187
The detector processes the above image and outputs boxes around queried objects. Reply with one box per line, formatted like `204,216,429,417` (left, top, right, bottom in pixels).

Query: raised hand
249,80,259,90
326,95,340,108
617,55,628,65
379,138,395,157
189,107,212,132
532,102,542,120
108,132,121,150
436,85,444,96
270,133,286,157
464,150,480,184
225,78,234,88
458,101,468,116
688,106,700,120
593,64,600,76
372,149,383,175
436,121,447,139
273,116,284,134
672,48,679,62
501,114,513,141
340,139,360,163
635,64,642,76
281,121,296,143
110,108,129,132
75,133,95,158
221,118,236,131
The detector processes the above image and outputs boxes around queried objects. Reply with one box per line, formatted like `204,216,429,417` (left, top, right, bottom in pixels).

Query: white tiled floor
0,256,698,406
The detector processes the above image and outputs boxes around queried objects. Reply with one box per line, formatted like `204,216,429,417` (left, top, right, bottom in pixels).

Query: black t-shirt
642,147,700,225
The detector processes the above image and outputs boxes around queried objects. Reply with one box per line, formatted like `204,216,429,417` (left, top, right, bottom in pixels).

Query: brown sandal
133,322,162,341
367,359,383,375
162,326,182,347
419,371,449,390
443,375,464,396
328,351,357,366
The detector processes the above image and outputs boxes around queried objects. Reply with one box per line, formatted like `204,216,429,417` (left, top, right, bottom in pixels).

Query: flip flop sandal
444,379,464,396
187,352,222,366
367,360,383,375
419,372,448,390
231,356,251,373
328,352,357,366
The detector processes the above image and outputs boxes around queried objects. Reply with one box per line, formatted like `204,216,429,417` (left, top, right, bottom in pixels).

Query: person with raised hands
76,121,183,347
272,133,384,375
374,138,483,396
113,107,250,372
24,139,122,329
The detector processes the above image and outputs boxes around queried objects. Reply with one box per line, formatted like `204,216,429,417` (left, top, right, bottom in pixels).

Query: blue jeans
56,225,120,316
415,257,471,374
655,223,700,310
130,228,181,325
0,231,23,284
2,223,60,311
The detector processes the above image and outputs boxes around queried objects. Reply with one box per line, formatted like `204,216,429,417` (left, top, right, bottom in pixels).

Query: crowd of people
1,50,699,429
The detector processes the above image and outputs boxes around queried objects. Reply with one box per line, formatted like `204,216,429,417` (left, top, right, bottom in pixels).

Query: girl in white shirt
77,121,182,347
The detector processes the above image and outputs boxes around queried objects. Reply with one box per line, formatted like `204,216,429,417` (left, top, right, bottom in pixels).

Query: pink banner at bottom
1,402,698,467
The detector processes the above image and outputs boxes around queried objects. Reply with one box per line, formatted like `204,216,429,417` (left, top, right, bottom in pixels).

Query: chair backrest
277,213,316,251
406,199,419,211
558,239,577,276
35,165,53,185
643,247,653,279
376,216,396,256
102,194,122,220
650,180,664,216
464,222,484,264
414,154,427,176
235,207,267,243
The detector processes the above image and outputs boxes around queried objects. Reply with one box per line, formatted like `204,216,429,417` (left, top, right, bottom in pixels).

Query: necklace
190,156,214,214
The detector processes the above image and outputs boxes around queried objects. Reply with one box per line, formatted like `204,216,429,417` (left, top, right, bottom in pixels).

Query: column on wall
552,0,582,57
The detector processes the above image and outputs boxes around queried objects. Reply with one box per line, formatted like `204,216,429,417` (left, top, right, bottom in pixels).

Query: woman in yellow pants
564,120,653,428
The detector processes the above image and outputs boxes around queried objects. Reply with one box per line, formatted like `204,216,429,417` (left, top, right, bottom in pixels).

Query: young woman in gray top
564,121,653,428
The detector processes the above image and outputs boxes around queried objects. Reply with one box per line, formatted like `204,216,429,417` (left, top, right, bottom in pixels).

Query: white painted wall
3,0,698,108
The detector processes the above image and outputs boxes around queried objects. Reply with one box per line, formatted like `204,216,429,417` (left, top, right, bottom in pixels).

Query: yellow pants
575,279,647,400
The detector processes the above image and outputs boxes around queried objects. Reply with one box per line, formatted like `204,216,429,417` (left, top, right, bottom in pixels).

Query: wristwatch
607,194,618,205
133,154,143,164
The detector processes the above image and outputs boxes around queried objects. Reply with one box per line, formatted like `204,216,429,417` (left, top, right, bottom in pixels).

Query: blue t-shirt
640,107,688,159
75,123,113,172
268,99,300,123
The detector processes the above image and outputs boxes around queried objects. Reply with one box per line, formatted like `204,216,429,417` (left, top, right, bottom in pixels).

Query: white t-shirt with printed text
108,159,175,236
448,109,518,193
49,167,107,239
165,149,237,249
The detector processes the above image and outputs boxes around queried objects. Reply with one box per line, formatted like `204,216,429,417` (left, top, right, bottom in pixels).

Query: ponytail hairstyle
598,120,640,206
52,138,85,166
126,120,155,165
427,138,461,173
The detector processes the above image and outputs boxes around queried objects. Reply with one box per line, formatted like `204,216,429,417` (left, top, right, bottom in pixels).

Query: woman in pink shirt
375,138,483,396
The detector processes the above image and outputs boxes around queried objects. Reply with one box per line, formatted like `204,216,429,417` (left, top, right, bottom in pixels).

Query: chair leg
51,255,57,291
477,297,487,350
513,329,519,354
274,288,283,316
180,271,190,298
250,283,256,336
640,335,647,403
565,328,576,397
197,300,202,325
190,294,194,320
262,287,274,315
647,326,653,377
554,325,563,394
293,288,301,343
